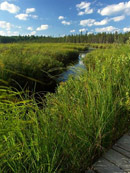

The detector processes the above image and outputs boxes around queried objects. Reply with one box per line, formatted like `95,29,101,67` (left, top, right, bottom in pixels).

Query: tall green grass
0,43,88,91
0,44,129,172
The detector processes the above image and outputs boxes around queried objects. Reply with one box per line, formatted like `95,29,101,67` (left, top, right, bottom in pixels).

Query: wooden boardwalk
87,131,130,173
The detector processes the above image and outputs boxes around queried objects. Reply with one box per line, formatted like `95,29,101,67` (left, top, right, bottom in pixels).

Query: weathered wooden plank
93,157,125,173
115,134,130,152
113,145,130,159
103,149,130,172
87,133,130,173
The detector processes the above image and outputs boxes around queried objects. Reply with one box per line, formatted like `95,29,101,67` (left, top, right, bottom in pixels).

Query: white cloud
80,18,109,27
36,24,48,31
15,13,28,20
30,31,36,35
87,31,93,35
94,18,109,25
123,27,130,32
0,31,6,36
0,21,11,30
0,30,19,36
58,16,64,20
26,8,35,14
95,26,119,33
0,1,20,13
98,1,130,16
60,34,65,37
70,29,75,33
79,28,86,32
27,26,33,31
7,31,19,36
111,15,125,22
80,15,125,27
61,20,71,25
15,13,38,20
30,15,38,19
76,2,93,15
80,19,95,26
13,31,19,36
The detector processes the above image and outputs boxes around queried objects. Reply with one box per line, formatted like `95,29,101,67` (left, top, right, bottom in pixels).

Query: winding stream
57,49,93,82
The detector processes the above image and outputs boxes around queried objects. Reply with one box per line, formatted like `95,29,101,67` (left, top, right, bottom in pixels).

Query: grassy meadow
0,43,129,172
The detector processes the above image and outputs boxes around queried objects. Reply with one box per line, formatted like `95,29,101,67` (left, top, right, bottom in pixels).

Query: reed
0,44,129,172
0,43,88,91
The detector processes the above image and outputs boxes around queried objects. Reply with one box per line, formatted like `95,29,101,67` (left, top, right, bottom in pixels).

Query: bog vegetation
0,43,88,91
0,42,129,172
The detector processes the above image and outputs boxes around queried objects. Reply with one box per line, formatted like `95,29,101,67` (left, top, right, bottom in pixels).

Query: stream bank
57,49,93,82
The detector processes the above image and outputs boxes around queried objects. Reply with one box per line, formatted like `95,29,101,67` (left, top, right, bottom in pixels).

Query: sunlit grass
0,43,88,91
0,44,129,172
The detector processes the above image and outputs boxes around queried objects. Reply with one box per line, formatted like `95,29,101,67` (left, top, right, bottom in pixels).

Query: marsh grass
0,43,88,91
0,44,129,172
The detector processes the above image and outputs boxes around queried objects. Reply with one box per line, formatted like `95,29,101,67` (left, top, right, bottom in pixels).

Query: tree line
0,31,130,43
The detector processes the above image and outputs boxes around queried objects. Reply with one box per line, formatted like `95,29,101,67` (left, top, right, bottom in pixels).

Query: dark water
57,49,92,82
23,49,93,103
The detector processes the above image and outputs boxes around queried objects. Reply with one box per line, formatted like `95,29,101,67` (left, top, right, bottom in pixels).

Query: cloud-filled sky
0,0,130,36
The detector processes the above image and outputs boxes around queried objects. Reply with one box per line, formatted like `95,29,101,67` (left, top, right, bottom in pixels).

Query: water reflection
57,52,87,82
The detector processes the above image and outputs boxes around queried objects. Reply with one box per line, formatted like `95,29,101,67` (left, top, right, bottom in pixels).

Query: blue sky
0,0,130,36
